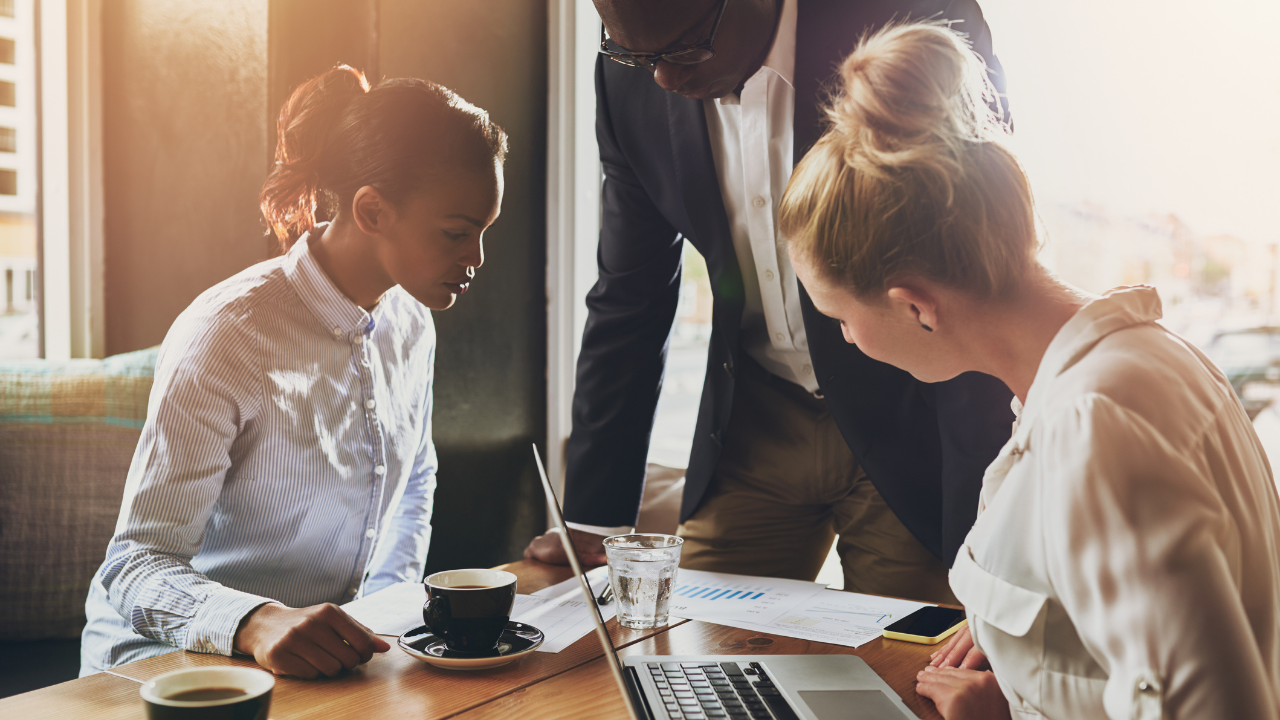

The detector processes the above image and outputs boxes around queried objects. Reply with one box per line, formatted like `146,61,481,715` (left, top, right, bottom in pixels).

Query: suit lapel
666,91,745,307
793,0,839,164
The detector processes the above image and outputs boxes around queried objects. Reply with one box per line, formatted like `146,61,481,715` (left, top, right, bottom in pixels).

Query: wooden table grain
0,560,945,719
0,671,148,719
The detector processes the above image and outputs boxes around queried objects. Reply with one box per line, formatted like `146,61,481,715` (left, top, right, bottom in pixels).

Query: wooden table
0,561,944,719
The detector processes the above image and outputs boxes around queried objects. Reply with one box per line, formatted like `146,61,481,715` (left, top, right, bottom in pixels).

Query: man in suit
526,0,1015,603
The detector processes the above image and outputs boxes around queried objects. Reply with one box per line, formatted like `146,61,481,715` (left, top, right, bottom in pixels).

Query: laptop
532,445,915,720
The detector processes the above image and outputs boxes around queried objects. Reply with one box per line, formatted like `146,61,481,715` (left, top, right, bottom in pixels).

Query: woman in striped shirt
80,65,507,679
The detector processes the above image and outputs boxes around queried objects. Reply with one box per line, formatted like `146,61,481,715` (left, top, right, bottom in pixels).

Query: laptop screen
532,444,643,720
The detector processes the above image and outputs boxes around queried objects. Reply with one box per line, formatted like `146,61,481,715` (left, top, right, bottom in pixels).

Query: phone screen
884,606,966,638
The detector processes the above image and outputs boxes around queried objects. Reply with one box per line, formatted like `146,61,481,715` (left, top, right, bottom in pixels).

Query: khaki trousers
677,355,958,605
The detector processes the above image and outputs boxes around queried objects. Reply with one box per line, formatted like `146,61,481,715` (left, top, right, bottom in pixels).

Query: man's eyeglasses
599,0,728,68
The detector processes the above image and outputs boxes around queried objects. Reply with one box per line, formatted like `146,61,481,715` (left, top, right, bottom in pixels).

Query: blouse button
764,269,775,281
752,196,767,209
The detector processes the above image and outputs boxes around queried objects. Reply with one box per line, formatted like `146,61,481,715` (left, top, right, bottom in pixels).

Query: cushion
0,347,158,640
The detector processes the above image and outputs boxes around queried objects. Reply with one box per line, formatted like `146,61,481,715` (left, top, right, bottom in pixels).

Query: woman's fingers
932,625,974,668
916,667,1011,720
959,644,989,671
929,629,963,666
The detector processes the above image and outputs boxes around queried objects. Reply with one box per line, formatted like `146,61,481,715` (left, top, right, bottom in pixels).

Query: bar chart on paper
667,569,826,625
708,589,929,649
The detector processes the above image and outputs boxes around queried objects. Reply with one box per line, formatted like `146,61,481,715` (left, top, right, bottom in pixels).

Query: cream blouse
950,286,1280,719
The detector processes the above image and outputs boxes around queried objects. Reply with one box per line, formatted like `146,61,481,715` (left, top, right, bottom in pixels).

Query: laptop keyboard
644,661,800,720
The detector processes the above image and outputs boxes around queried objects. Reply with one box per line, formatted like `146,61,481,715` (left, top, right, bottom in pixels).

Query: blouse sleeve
97,303,272,657
1039,394,1278,720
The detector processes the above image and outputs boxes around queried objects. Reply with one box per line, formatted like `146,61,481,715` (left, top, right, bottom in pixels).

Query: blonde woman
778,22,1280,720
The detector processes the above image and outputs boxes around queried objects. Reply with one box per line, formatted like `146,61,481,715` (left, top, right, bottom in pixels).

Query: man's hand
523,527,609,567
916,666,1011,720
929,625,989,670
233,602,390,679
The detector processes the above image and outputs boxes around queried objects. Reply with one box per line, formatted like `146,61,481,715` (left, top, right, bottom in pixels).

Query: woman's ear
351,186,397,236
886,284,939,333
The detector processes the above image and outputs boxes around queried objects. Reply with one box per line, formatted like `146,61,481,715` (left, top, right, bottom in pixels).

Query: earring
921,323,934,332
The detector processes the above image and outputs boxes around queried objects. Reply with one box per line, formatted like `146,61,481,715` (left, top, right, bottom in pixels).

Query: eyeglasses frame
598,0,730,68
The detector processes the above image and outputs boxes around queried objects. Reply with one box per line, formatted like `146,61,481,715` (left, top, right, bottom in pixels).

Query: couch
0,347,158,697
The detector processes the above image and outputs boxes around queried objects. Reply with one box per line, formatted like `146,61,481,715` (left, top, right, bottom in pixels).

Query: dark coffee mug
423,568,518,653
140,666,273,720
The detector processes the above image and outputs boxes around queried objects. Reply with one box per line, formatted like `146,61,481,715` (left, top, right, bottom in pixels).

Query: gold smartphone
881,606,967,645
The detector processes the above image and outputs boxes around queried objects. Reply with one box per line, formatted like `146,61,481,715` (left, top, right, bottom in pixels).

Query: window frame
37,0,104,359
545,0,603,492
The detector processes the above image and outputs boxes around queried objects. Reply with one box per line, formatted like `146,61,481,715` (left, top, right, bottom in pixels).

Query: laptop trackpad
798,690,910,719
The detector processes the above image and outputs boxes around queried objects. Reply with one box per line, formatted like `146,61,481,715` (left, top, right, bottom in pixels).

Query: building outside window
0,0,36,358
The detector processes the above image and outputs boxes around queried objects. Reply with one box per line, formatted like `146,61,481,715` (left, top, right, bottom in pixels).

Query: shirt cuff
566,522,634,538
184,587,276,656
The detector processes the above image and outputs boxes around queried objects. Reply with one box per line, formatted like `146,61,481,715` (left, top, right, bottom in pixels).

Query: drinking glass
603,533,683,629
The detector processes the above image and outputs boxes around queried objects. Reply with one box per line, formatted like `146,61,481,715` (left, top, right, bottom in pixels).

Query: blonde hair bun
831,22,1004,177
780,21,1034,301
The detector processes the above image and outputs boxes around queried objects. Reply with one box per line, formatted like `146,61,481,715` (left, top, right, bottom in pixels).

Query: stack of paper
668,568,928,649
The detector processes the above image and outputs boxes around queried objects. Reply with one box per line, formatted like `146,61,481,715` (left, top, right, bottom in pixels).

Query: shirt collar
761,0,796,86
283,227,377,339
715,0,795,106
1014,285,1163,441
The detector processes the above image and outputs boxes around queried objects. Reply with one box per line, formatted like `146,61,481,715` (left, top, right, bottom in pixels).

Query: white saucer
397,621,544,670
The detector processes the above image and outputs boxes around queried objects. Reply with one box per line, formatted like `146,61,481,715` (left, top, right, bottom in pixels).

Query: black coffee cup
423,568,518,653
140,666,273,720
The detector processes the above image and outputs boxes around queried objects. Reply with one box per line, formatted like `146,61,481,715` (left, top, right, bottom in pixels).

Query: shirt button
331,327,343,337
764,269,775,281
375,465,386,476
365,528,376,539
354,335,363,345
752,196,767,209
802,364,812,374
775,332,785,342
365,399,376,410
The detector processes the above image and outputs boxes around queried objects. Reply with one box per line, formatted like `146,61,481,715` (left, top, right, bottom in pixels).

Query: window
0,0,39,359
981,0,1280,450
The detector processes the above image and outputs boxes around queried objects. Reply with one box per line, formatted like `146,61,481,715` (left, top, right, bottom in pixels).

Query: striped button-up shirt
81,231,437,674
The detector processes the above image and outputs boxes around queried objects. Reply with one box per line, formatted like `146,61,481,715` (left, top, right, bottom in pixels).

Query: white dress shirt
950,286,1280,719
704,0,817,394
81,231,438,674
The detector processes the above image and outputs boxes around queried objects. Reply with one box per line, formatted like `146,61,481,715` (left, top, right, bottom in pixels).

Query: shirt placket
741,74,794,353
347,318,390,601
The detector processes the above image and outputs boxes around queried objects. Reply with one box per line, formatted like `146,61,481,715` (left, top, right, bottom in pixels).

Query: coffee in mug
423,568,517,653
140,666,274,720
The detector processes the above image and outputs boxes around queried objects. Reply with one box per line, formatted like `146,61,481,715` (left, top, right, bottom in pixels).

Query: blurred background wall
99,0,548,572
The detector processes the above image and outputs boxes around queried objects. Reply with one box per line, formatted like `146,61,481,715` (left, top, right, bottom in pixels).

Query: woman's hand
929,625,989,670
916,665,1011,720
233,602,390,679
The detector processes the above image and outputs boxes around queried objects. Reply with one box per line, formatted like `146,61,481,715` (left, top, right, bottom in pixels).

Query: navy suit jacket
563,0,1016,565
